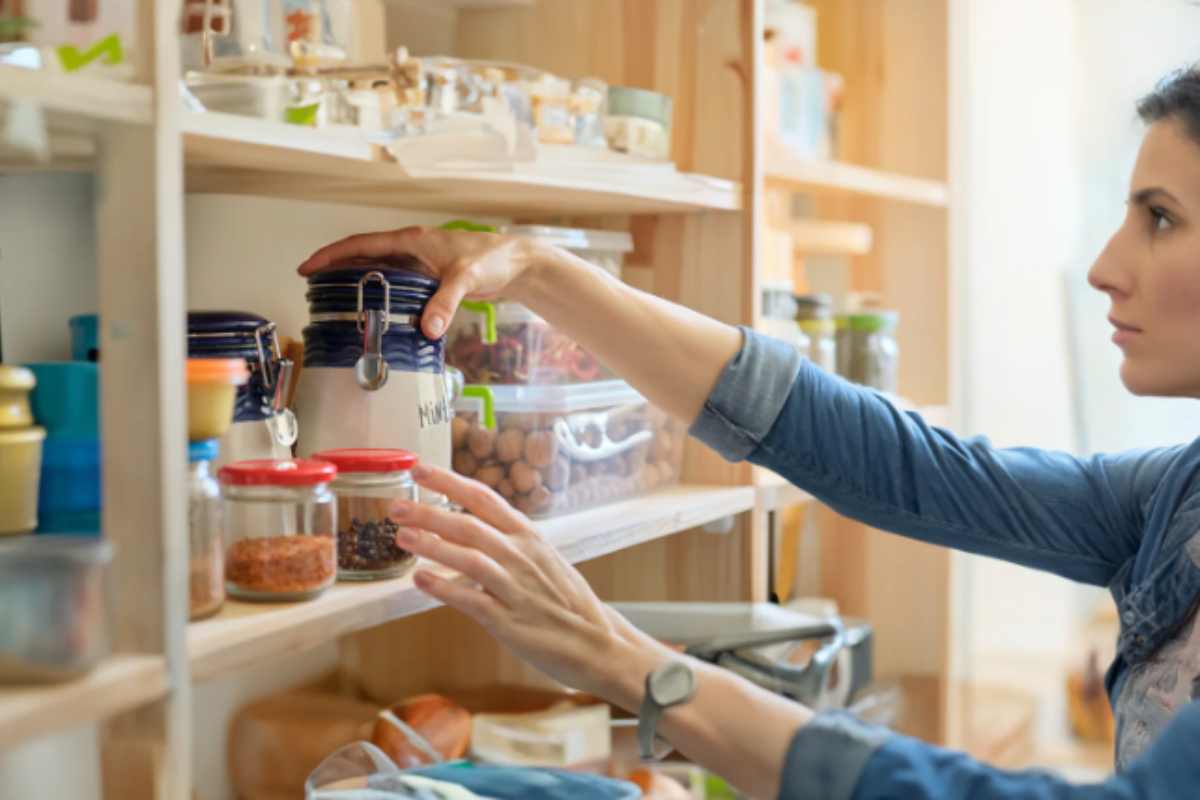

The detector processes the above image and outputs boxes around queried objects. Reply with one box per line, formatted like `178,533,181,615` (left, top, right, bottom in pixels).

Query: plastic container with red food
446,225,632,387
451,381,684,518
218,458,337,602
447,302,612,386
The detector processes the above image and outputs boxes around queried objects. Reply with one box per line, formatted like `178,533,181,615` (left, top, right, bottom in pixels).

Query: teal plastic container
25,362,99,438
69,314,99,362
25,363,102,536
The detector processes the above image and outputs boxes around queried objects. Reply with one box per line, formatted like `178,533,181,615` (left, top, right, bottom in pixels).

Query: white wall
958,0,1200,744
958,0,1081,703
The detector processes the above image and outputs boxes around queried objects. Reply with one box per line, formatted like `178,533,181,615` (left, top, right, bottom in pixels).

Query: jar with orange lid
187,358,251,442
218,458,337,602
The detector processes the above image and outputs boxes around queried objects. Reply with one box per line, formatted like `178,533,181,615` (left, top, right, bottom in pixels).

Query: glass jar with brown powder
217,458,337,602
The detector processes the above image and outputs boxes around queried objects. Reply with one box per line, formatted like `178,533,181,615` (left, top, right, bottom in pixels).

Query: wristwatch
638,660,697,761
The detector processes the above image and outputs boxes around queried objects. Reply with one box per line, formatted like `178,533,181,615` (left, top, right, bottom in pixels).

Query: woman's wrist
590,625,677,713
509,241,595,309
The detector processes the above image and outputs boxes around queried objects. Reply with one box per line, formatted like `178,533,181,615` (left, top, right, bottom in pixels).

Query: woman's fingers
412,568,503,628
391,499,527,572
422,267,475,339
412,465,531,533
297,228,423,275
397,528,516,604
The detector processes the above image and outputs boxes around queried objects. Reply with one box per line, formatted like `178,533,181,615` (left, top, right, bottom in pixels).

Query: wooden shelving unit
765,137,949,207
183,111,740,215
0,0,968,794
0,64,152,127
189,485,753,681
0,656,167,751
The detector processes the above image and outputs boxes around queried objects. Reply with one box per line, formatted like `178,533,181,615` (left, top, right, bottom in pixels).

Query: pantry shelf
0,655,167,751
181,111,742,215
786,219,874,256
188,484,755,680
0,65,153,127
756,472,815,512
765,137,949,208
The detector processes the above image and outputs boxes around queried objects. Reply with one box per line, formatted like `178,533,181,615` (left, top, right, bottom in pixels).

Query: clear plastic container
0,537,111,683
504,226,633,280
188,439,225,620
218,459,337,602
452,381,684,518
447,302,613,386
311,448,419,581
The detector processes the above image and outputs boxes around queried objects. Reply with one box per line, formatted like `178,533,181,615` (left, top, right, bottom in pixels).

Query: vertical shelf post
98,1,190,797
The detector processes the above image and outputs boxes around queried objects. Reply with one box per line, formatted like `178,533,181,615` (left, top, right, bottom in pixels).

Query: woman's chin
1119,359,1197,398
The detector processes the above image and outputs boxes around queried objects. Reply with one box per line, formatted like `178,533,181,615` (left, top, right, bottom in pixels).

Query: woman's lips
1110,317,1142,347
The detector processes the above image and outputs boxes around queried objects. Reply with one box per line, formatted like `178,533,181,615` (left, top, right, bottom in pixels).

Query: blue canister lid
188,439,220,463
303,262,444,371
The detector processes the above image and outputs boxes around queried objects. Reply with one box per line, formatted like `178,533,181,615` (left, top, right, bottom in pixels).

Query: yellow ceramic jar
0,365,35,430
187,359,250,441
0,426,46,534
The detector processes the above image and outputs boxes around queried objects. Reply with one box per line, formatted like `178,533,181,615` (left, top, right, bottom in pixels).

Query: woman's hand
391,464,666,708
395,465,814,800
298,226,546,340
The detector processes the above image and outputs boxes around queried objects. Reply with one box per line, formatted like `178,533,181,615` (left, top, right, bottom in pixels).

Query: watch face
649,661,695,706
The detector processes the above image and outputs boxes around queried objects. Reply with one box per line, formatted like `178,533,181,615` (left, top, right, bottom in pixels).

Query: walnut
475,463,505,489
451,416,470,449
524,430,557,469
543,458,570,491
497,479,516,500
452,449,478,477
510,461,543,494
467,427,496,460
495,429,526,464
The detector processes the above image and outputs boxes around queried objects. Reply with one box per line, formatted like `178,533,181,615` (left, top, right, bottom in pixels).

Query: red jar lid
218,458,337,486
311,448,418,473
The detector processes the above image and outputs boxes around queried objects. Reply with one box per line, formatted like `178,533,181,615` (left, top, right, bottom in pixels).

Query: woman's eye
1150,206,1174,232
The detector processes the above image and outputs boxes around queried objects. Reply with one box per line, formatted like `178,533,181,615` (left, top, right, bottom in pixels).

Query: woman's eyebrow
1130,186,1183,207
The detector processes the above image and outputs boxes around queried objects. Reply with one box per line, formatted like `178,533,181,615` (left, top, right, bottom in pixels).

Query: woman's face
1089,119,1200,397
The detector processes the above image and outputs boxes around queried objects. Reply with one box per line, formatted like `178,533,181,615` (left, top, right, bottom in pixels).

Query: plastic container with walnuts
452,381,684,518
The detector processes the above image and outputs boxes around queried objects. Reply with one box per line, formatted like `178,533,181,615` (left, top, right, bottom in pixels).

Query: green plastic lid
847,311,899,334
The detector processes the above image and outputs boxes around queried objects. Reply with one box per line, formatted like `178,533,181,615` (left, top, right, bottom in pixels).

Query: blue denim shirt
689,330,1200,799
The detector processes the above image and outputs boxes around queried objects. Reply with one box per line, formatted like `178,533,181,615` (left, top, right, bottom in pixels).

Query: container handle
460,385,495,430
459,300,498,345
552,407,653,463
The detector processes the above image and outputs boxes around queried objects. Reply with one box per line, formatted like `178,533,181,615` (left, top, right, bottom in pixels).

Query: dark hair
1138,67,1200,140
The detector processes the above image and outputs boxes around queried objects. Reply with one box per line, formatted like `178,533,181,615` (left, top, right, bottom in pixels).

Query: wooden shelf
0,65,152,127
756,471,815,512
182,111,741,215
787,219,873,256
0,656,167,751
765,137,948,208
189,484,755,680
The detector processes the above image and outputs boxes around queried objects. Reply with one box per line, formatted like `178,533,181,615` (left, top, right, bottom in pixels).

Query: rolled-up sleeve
689,327,805,461
778,711,890,800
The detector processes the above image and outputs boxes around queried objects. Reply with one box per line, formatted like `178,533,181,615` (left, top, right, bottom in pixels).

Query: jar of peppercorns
311,448,419,581
217,459,337,602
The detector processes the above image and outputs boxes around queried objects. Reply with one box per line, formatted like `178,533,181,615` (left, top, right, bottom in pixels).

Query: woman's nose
1088,229,1134,298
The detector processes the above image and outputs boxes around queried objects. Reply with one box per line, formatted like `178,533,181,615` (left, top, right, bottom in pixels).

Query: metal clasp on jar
254,322,297,447
355,271,391,391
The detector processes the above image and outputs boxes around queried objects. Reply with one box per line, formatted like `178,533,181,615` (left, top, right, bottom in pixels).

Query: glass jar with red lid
312,448,419,581
218,458,337,602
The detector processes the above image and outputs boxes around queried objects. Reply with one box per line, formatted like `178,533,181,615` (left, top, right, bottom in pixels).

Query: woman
297,69,1200,798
